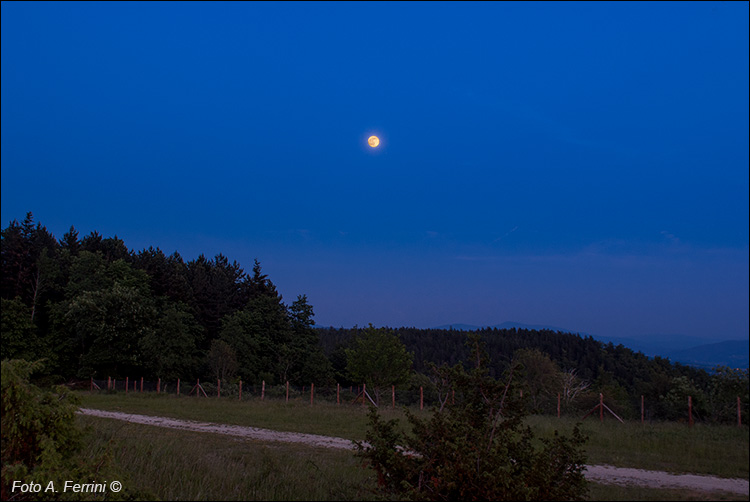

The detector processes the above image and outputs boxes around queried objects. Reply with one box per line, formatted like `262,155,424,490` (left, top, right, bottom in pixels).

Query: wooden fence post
177,379,180,396
641,395,644,424
337,383,340,405
392,385,395,409
599,393,603,423
738,396,742,427
362,383,366,408
311,383,314,406
90,377,93,392
688,395,694,427
197,379,200,397
420,386,424,411
108,376,111,391
239,380,242,400
218,379,221,398
261,380,265,401
140,377,143,393
286,381,289,402
126,377,129,394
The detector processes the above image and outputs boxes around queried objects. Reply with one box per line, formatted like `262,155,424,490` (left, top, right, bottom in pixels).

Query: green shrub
355,335,589,501
1,359,144,500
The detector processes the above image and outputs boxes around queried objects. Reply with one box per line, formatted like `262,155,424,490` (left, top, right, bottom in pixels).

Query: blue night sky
2,1,748,341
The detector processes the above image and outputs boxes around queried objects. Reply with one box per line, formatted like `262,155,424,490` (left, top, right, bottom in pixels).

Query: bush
355,336,589,501
1,359,142,500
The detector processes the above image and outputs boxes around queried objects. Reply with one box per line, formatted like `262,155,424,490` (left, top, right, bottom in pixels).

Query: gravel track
79,408,749,496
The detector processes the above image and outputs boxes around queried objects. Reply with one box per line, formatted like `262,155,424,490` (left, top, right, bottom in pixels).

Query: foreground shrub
1,359,141,500
355,335,589,501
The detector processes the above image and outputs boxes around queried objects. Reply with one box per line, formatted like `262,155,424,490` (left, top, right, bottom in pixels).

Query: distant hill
592,333,712,356
584,334,748,370
433,322,748,370
668,340,749,370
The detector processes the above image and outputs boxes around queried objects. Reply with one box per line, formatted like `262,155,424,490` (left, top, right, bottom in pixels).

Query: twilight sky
2,1,748,341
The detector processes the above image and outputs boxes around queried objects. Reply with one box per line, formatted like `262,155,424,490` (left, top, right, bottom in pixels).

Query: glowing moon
368,135,380,148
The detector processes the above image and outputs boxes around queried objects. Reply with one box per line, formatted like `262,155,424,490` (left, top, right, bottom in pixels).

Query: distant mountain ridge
432,322,748,370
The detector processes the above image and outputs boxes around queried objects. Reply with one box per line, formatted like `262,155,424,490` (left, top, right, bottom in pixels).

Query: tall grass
81,392,750,490
526,415,749,479
586,482,747,501
78,415,378,501
79,391,429,440
78,392,749,479
77,414,748,502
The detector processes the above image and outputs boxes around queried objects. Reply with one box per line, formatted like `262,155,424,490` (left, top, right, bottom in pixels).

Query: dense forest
1,213,332,387
319,326,748,421
2,213,747,423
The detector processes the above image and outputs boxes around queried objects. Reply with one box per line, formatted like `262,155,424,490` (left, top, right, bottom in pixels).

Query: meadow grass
586,482,748,501
525,415,749,479
77,413,748,502
78,391,749,479
78,391,429,440
77,391,749,498
77,415,378,501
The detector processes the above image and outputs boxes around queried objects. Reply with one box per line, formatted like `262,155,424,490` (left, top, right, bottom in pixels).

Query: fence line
88,377,747,426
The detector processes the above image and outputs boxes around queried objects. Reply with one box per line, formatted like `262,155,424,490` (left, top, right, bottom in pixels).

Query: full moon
367,135,380,147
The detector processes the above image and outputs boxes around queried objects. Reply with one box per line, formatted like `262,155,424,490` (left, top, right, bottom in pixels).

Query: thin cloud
660,230,680,244
493,226,518,242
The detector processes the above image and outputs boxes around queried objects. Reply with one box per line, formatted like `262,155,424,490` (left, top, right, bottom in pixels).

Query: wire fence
89,377,428,407
85,376,747,427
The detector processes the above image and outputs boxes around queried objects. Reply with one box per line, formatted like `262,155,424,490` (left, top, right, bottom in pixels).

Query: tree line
318,326,748,423
2,213,747,423
1,213,332,386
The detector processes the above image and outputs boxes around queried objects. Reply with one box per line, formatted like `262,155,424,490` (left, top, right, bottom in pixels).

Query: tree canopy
346,324,413,405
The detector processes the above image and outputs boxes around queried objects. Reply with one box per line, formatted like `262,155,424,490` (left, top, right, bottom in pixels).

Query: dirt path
79,408,749,496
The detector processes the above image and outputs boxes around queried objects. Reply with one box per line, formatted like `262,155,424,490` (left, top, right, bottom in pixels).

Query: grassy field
76,392,749,500
77,415,377,501
526,415,749,479
79,391,421,441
